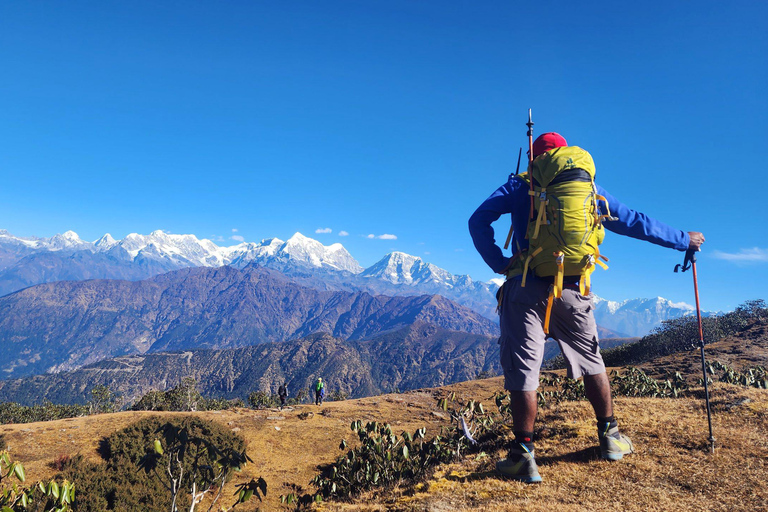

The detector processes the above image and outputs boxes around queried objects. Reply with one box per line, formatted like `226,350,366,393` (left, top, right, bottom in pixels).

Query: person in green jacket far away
315,377,326,405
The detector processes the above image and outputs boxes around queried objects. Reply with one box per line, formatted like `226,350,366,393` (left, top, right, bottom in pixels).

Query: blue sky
0,1,765,312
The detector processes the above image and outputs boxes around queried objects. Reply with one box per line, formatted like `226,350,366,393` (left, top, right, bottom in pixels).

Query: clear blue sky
1,1,765,311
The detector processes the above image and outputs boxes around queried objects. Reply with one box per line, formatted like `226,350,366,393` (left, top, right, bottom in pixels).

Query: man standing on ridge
468,131,705,483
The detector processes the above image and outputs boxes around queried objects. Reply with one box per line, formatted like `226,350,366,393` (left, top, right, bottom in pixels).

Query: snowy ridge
591,295,708,337
0,229,717,333
361,251,455,286
0,229,362,273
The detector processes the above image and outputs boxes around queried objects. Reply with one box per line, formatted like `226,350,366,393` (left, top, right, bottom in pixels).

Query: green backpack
507,146,616,331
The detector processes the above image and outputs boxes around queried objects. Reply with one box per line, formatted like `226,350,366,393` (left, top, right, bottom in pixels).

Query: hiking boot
496,444,542,483
599,425,634,461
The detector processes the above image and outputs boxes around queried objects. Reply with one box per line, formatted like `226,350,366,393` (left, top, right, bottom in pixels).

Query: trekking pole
526,109,535,219
674,249,716,453
503,148,523,251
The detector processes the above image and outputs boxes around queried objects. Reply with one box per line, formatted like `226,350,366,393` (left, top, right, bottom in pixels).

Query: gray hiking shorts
499,278,605,392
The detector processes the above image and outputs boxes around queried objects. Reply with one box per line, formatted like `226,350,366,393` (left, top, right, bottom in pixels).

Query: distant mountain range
0,229,715,338
0,229,498,317
591,296,712,338
0,265,497,380
0,323,501,406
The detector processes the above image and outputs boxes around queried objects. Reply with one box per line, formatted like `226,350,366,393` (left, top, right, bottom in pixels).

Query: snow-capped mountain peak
591,295,702,337
363,251,463,288
94,233,117,249
47,231,90,251
279,232,362,273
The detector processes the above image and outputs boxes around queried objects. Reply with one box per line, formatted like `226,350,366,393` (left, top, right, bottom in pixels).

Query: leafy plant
58,416,261,511
1,450,75,511
708,361,768,389
88,385,122,415
304,392,499,503
247,391,280,410
131,379,243,412
328,391,348,402
0,402,88,426
141,420,260,511
611,368,688,398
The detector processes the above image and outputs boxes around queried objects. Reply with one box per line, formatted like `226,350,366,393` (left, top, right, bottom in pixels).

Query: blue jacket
468,174,690,276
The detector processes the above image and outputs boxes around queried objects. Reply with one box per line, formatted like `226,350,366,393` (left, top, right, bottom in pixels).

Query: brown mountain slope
639,320,768,381
0,265,498,378
0,324,500,405
1,377,766,511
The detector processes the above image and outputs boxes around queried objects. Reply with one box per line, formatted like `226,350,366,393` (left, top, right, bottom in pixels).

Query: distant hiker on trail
469,131,705,483
278,382,288,408
315,377,325,406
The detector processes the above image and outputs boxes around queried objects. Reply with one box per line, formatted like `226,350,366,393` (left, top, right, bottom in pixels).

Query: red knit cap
532,132,567,158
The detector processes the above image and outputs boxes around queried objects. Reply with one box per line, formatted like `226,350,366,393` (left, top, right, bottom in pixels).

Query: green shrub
0,402,88,425
58,416,260,511
298,393,496,504
328,390,348,402
1,450,75,511
131,379,242,412
248,391,279,409
708,361,768,389
545,299,767,371
88,385,122,415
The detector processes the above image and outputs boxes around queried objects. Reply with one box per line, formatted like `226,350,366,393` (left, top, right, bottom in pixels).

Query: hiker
278,382,288,408
315,377,325,406
468,132,705,483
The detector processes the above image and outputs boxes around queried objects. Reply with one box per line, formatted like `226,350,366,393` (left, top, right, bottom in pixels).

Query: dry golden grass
1,377,766,512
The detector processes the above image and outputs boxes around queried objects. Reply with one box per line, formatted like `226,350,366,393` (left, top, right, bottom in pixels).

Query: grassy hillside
1,373,766,511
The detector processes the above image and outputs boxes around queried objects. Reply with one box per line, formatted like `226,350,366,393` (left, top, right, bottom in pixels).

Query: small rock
266,416,285,421
274,426,281,431
431,412,447,420
231,427,241,433
298,412,314,420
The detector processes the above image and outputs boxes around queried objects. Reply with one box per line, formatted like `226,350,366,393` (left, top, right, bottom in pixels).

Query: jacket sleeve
468,180,519,273
597,185,690,251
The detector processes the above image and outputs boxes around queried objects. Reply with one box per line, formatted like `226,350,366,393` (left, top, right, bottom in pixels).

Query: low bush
283,392,497,505
58,416,261,511
708,361,768,389
0,402,89,425
1,450,75,511
546,299,767,371
131,378,243,412
247,391,280,409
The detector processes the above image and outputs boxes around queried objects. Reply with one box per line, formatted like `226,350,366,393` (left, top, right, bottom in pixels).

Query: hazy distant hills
0,323,501,406
0,265,497,380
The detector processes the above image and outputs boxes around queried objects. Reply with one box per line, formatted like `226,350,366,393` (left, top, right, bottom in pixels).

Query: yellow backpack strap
520,246,543,288
530,188,548,240
580,254,596,296
543,285,555,334
596,250,609,270
553,251,564,298
595,194,618,223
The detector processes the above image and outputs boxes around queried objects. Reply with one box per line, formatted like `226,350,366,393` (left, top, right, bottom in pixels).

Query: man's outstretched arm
597,185,704,251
